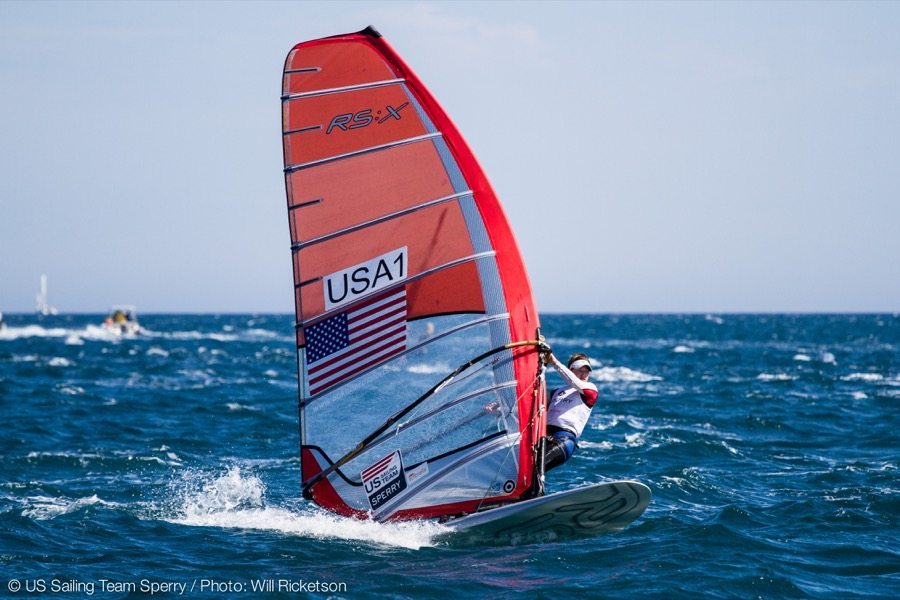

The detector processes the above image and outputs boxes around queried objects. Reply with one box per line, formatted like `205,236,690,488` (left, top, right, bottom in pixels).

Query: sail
282,26,544,521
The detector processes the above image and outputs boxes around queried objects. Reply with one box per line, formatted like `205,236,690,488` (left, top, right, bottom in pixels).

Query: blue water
1,313,897,598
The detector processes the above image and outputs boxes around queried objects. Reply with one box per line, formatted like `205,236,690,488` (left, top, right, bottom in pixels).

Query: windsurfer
542,352,599,472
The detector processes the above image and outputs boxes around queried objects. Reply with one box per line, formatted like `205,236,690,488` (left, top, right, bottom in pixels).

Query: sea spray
164,466,445,549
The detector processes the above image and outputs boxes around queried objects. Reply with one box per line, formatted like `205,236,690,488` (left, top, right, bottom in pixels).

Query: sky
1,1,898,313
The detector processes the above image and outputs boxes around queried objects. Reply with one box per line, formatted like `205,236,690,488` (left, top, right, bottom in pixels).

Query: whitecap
577,440,613,451
793,354,812,362
57,385,85,396
659,475,687,488
851,391,868,400
591,366,661,383
157,331,239,342
673,345,695,354
625,416,646,429
21,494,119,520
26,450,101,462
112,449,181,467
245,328,279,338
841,373,884,382
719,441,741,455
146,347,169,357
208,334,238,343
757,373,797,382
64,335,84,346
822,352,837,365
48,357,73,367
11,354,40,362
0,325,70,340
592,415,620,431
624,433,645,447
226,403,260,412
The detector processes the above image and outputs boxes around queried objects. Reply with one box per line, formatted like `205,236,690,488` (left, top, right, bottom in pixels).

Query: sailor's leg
543,437,568,472
543,432,577,472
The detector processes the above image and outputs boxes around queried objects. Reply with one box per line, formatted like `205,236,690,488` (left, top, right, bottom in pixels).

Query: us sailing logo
325,102,409,134
361,450,407,511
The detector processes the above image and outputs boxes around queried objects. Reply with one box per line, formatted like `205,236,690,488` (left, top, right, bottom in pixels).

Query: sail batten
283,78,406,100
284,67,321,74
284,132,442,172
283,28,543,521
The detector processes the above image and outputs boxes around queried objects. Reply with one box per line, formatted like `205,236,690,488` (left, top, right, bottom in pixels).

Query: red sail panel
284,84,428,167
287,141,455,244
283,43,396,95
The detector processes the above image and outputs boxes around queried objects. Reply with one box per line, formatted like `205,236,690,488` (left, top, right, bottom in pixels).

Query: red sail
282,27,544,520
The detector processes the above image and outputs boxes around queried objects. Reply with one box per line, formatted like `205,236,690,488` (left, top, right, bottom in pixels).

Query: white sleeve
547,354,598,393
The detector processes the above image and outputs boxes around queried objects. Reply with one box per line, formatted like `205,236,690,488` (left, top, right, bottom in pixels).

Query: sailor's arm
545,353,599,407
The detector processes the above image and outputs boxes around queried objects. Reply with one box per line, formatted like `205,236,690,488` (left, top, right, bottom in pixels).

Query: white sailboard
438,481,651,545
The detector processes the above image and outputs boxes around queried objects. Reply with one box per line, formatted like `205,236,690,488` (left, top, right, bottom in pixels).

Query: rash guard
546,355,599,438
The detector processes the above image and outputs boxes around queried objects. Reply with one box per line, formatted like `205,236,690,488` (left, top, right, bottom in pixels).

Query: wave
756,373,798,382
20,494,122,520
0,325,72,340
841,373,884,383
57,384,85,396
24,449,182,468
0,324,292,344
226,402,261,412
591,366,662,383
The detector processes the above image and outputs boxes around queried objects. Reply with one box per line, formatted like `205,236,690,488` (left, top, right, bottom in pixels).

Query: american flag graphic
304,289,407,396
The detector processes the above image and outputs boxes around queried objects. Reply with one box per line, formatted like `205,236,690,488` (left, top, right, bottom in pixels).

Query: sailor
543,352,599,472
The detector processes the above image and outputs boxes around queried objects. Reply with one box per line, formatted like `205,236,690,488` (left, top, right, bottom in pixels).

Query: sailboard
439,481,651,545
280,26,649,536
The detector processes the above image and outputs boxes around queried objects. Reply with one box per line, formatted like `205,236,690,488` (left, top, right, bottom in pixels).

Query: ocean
1,313,897,598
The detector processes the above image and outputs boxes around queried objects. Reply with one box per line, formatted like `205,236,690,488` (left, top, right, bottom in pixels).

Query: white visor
569,359,592,371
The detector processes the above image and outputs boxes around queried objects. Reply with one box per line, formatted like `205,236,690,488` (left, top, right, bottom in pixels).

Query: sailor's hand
537,341,552,354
